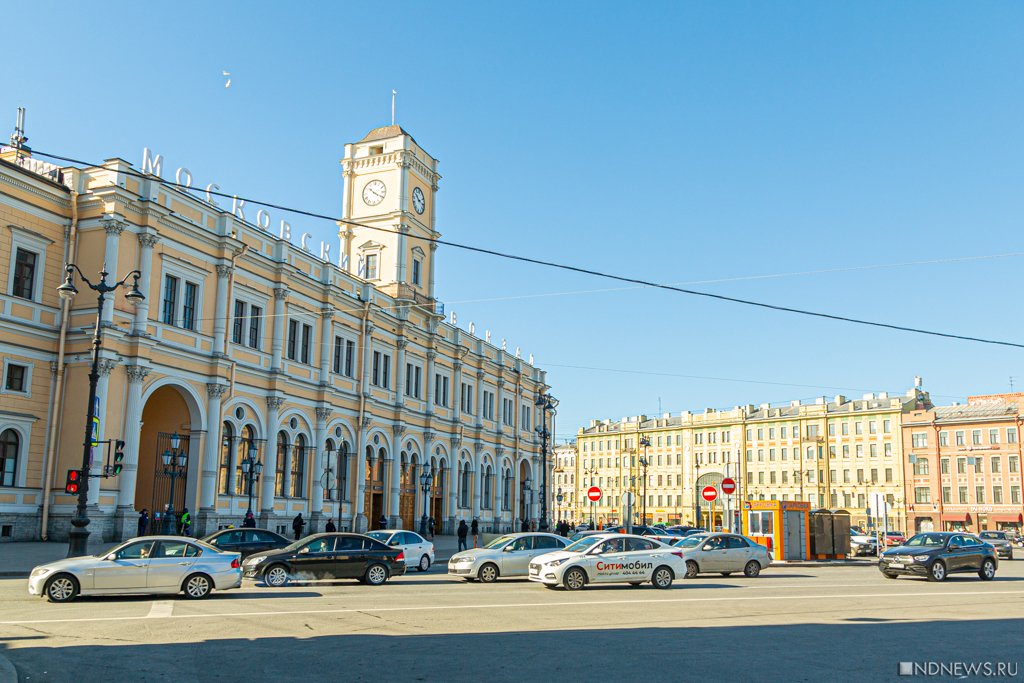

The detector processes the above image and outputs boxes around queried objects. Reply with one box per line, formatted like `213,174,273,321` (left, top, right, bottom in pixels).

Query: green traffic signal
112,439,126,475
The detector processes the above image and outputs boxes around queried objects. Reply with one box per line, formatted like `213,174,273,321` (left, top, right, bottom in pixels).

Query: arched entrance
137,383,202,533
364,433,388,529
431,457,446,527
399,447,418,530
519,460,533,527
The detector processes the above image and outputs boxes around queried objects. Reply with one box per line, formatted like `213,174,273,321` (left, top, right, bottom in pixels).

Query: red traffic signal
64,469,81,495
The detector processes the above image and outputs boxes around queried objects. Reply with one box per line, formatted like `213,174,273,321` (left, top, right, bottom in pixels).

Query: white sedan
366,529,435,571
448,533,569,582
528,533,687,590
28,536,242,602
672,533,772,578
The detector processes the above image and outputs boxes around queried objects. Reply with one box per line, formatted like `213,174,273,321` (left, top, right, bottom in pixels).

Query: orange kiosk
742,500,811,561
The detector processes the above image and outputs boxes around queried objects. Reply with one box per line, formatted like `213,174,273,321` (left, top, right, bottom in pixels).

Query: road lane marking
3,589,1023,626
146,601,174,619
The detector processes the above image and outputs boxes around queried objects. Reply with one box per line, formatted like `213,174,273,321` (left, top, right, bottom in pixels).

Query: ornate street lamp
419,464,432,536
161,433,189,534
638,455,650,525
523,476,532,528
240,441,263,520
58,264,144,557
534,392,558,531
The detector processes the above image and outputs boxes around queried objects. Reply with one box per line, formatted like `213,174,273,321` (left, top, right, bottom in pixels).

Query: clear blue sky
9,2,1024,440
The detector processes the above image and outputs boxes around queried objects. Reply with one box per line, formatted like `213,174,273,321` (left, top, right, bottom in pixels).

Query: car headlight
247,556,266,565
31,567,52,578
457,557,474,564
913,555,930,562
547,558,571,567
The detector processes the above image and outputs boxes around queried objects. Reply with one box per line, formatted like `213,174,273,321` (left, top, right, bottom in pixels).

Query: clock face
362,179,386,206
412,187,425,214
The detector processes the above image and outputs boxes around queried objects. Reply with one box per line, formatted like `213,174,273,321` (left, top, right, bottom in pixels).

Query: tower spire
391,90,397,126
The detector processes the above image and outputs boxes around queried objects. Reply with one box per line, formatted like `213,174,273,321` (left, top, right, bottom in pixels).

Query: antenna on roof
391,90,397,126
1010,376,1015,392
10,107,27,150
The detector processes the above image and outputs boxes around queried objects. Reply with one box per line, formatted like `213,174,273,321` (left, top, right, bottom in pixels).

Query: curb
0,573,28,579
0,651,16,683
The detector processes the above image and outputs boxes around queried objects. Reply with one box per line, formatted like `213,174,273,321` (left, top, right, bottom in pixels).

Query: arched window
501,468,512,511
291,434,306,498
459,461,471,508
0,429,19,486
482,465,493,509
219,422,234,494
276,431,289,496
236,425,256,495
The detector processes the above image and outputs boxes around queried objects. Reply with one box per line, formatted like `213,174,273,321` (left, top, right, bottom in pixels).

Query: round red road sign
587,486,602,502
721,478,737,495
701,485,718,502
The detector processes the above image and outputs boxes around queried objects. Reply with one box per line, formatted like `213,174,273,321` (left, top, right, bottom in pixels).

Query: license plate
889,562,904,569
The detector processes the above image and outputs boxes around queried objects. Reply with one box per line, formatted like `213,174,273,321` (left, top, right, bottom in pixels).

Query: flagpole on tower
391,90,397,125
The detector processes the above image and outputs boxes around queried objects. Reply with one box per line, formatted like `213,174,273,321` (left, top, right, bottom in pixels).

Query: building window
502,397,514,425
975,485,985,504
869,421,877,434
411,258,422,286
276,431,289,497
435,373,449,407
521,405,531,431
405,363,423,399
12,248,37,300
231,300,262,349
972,430,982,445
219,422,234,495
333,337,356,377
989,429,999,444
992,456,1001,473
372,351,391,389
365,253,379,280
162,275,178,325
482,389,495,420
913,458,929,475
955,431,965,446
286,321,312,364
911,433,928,448
993,486,1003,504
942,486,951,504
841,422,849,436
1008,428,1018,444
0,428,18,487
958,485,968,503
235,425,256,494
940,458,949,474
161,274,200,330
914,487,930,504
291,434,306,498
1010,456,1020,473
1012,486,1021,504
939,431,949,447
883,419,891,434
460,383,474,415
855,422,863,435
3,363,28,394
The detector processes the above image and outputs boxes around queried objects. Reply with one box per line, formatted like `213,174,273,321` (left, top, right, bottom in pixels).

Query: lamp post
534,391,558,531
419,464,432,536
694,454,703,529
523,476,532,528
57,264,144,557
240,441,263,520
638,434,651,525
584,467,597,529
161,433,189,534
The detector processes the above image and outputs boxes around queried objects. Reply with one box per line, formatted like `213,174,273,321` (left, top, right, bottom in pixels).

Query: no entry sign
587,486,602,502
701,485,718,502
721,478,737,495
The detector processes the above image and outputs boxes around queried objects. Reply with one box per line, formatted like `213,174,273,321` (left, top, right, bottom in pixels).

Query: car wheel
882,572,899,580
183,573,213,599
720,572,733,577
928,560,946,582
264,564,290,587
478,563,499,583
685,561,699,579
564,567,587,591
44,574,79,603
744,561,761,578
978,558,996,581
364,563,390,586
418,555,431,572
651,566,674,589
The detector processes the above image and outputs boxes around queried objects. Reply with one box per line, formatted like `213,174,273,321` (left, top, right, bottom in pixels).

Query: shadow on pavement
3,618,1023,682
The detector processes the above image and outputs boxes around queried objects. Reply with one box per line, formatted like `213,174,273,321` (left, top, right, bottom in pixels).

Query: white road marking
2,588,1022,626
146,601,174,619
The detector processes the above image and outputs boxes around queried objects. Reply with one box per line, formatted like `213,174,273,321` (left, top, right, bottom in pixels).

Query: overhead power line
29,148,1024,350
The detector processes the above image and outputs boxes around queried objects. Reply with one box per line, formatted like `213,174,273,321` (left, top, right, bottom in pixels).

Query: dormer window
370,145,384,155
411,246,425,287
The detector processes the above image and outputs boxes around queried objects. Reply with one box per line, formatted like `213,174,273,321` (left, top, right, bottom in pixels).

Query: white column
396,223,409,283
496,379,505,435
425,350,436,415
133,232,160,334
201,383,227,510
270,287,289,372
389,424,405,526
319,307,333,385
212,264,232,355
117,365,150,508
453,361,463,421
354,416,371,531
101,218,125,324
361,322,375,397
447,440,459,527
474,370,484,428
260,396,284,515
395,338,407,405
89,359,118,505
428,240,438,301
472,444,482,521
311,407,331,515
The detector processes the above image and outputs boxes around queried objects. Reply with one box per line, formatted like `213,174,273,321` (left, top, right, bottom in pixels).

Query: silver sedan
672,533,772,578
28,536,242,602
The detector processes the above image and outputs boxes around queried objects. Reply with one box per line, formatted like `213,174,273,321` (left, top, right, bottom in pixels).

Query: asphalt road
2,560,1023,682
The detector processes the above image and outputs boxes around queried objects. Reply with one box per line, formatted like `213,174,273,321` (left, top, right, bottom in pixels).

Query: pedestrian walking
428,517,435,539
325,519,337,533
379,514,387,530
179,508,192,536
470,519,479,547
137,509,149,537
521,518,529,532
457,520,469,552
292,512,305,540
242,511,256,528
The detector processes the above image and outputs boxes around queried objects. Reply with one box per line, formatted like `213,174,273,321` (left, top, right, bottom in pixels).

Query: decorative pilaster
212,264,233,354
270,287,289,372
117,365,150,508
395,337,408,404
425,350,437,414
133,232,160,334
310,406,333,527
475,370,485,429
354,413,373,532
201,383,229,511
260,396,286,517
101,218,126,324
319,307,334,385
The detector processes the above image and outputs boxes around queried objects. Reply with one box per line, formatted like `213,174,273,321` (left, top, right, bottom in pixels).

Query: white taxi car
528,533,686,590
367,529,435,571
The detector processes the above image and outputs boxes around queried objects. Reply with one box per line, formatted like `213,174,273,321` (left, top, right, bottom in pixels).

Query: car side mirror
703,545,716,551
299,547,310,554
105,554,117,561
948,544,960,551
503,546,514,552
390,541,401,547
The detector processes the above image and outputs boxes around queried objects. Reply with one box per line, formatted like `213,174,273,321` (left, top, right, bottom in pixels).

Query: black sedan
242,533,406,586
878,532,998,582
201,528,290,559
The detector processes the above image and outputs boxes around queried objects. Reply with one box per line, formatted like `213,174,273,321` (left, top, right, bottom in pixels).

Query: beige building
0,124,551,542
574,383,932,532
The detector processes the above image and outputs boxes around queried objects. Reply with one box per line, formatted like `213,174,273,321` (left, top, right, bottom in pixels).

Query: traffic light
112,440,126,475
64,469,81,495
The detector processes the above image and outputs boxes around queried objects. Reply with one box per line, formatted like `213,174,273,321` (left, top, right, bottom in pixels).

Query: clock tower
339,125,441,306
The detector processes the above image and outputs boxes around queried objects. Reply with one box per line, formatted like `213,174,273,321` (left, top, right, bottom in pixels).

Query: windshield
978,532,1004,539
366,531,391,542
674,535,709,549
565,536,604,553
483,535,516,550
905,533,947,548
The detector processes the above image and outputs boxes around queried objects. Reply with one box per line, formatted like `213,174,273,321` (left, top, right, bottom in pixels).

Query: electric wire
29,147,1024,350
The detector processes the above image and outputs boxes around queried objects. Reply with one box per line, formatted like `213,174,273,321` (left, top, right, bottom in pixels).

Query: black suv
242,533,406,586
879,532,998,582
